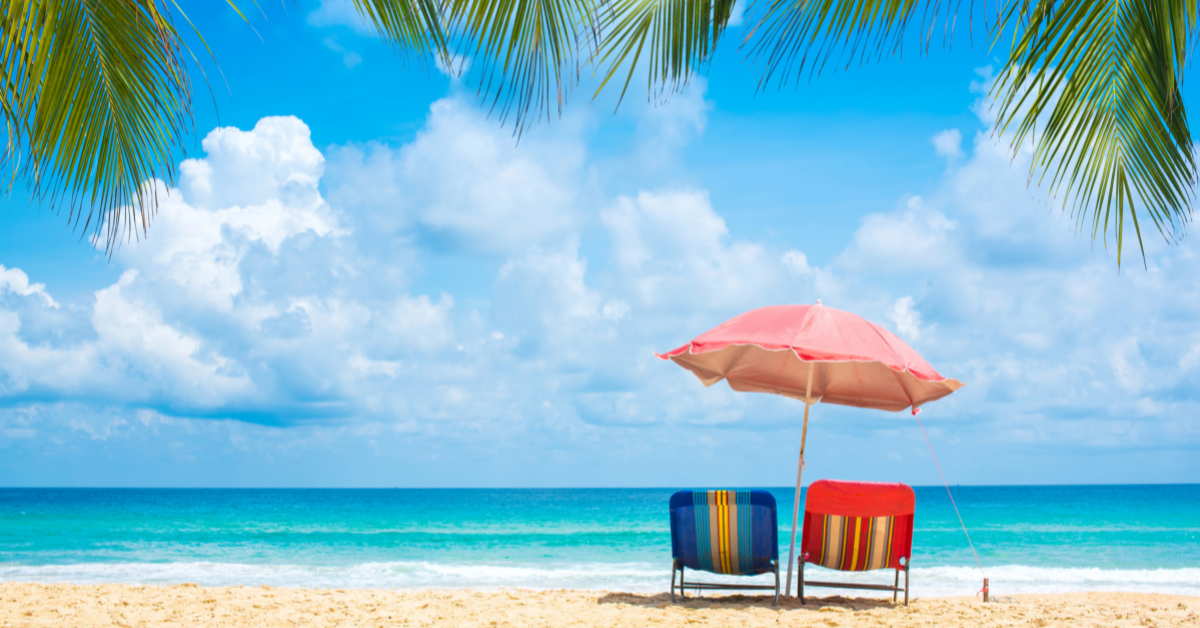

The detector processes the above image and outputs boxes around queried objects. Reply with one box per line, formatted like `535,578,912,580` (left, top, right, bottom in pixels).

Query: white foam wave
2,561,1199,597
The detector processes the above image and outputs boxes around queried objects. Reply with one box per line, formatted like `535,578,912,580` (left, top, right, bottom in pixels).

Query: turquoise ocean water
1,486,1197,597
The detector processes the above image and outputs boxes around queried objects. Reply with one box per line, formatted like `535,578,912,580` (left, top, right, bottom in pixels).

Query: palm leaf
593,0,736,106
348,0,597,132
1,0,191,249
448,0,599,130
991,0,1196,266
745,0,947,89
348,0,448,57
712,0,1198,264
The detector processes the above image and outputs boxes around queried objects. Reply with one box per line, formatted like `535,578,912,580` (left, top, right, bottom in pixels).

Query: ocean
1,486,1197,597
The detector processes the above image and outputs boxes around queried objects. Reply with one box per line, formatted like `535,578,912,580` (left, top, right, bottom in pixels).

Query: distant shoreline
4,483,1200,490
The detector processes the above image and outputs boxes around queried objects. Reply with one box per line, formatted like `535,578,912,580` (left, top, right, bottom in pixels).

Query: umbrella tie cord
915,411,987,584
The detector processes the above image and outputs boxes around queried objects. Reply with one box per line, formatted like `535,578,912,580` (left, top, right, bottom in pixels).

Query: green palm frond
2,0,1194,268
349,0,447,57
593,0,736,106
704,0,1198,264
0,0,195,251
746,0,941,89
991,0,1196,266
437,0,598,130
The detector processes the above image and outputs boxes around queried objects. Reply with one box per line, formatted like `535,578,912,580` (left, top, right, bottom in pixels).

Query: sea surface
1,486,1197,597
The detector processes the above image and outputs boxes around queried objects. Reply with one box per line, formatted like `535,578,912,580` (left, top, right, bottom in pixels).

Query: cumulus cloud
601,189,784,312
3,77,1200,486
0,116,453,421
887,296,924,342
118,119,340,313
326,97,586,254
0,268,251,409
781,251,811,276
931,128,963,160
839,195,958,273
0,266,57,308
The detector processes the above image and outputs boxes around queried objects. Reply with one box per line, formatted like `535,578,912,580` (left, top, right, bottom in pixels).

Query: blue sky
1,2,1198,487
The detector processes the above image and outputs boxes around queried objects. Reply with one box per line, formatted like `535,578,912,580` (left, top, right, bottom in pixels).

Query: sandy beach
1,583,1196,627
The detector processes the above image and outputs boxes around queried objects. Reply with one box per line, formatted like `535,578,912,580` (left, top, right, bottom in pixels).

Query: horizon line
2,483,1198,490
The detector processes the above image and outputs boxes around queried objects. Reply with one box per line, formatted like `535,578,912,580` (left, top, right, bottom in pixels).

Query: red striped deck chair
798,480,915,605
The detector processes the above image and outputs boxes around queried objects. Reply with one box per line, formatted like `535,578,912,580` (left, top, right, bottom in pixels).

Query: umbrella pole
785,365,815,597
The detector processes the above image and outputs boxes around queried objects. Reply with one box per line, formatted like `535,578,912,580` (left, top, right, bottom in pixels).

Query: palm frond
0,0,192,251
444,0,598,131
349,0,448,57
746,0,956,89
592,0,736,106
991,0,1196,266
354,0,595,131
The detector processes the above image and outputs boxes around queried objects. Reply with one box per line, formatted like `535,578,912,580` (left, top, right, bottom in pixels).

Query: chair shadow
596,591,906,611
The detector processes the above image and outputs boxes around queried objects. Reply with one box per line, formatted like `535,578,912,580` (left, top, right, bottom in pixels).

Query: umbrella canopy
657,301,963,597
656,302,962,412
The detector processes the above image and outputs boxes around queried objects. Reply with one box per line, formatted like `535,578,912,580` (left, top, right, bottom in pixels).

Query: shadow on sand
596,592,907,611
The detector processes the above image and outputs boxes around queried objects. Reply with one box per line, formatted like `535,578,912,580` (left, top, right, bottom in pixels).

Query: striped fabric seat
801,480,914,572
670,490,778,576
807,513,900,571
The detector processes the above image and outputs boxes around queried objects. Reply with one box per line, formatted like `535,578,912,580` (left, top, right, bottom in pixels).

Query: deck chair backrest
669,490,778,576
801,480,915,572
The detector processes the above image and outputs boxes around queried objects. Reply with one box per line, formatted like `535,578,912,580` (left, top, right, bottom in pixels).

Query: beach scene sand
3,584,1198,628
4,2,1200,626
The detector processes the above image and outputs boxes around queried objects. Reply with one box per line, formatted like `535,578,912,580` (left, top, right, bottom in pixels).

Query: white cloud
92,270,252,405
116,117,340,313
348,354,401,378
180,116,326,212
496,238,604,341
0,269,251,408
634,78,710,169
323,36,363,69
0,265,57,308
326,97,586,254
1110,337,1149,393
887,296,924,342
384,294,456,352
931,128,964,160
781,250,811,275
602,301,629,322
838,196,958,273
601,189,783,311
434,53,470,78
0,309,95,397
0,115,460,421
5,72,1200,487
307,0,375,35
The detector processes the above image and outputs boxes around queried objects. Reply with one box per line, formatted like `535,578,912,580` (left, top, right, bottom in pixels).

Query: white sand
1,582,1197,627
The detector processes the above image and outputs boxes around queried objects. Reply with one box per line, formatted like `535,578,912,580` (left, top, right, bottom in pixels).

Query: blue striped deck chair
669,489,780,604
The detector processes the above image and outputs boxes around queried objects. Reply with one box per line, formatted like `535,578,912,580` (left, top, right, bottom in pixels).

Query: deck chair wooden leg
671,561,677,603
798,558,805,604
893,568,899,603
773,563,780,606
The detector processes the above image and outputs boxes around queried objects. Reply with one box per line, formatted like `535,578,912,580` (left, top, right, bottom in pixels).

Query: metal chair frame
797,556,910,605
671,559,780,606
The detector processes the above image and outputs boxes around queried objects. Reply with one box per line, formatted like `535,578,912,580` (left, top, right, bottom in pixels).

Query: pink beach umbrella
656,301,963,596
